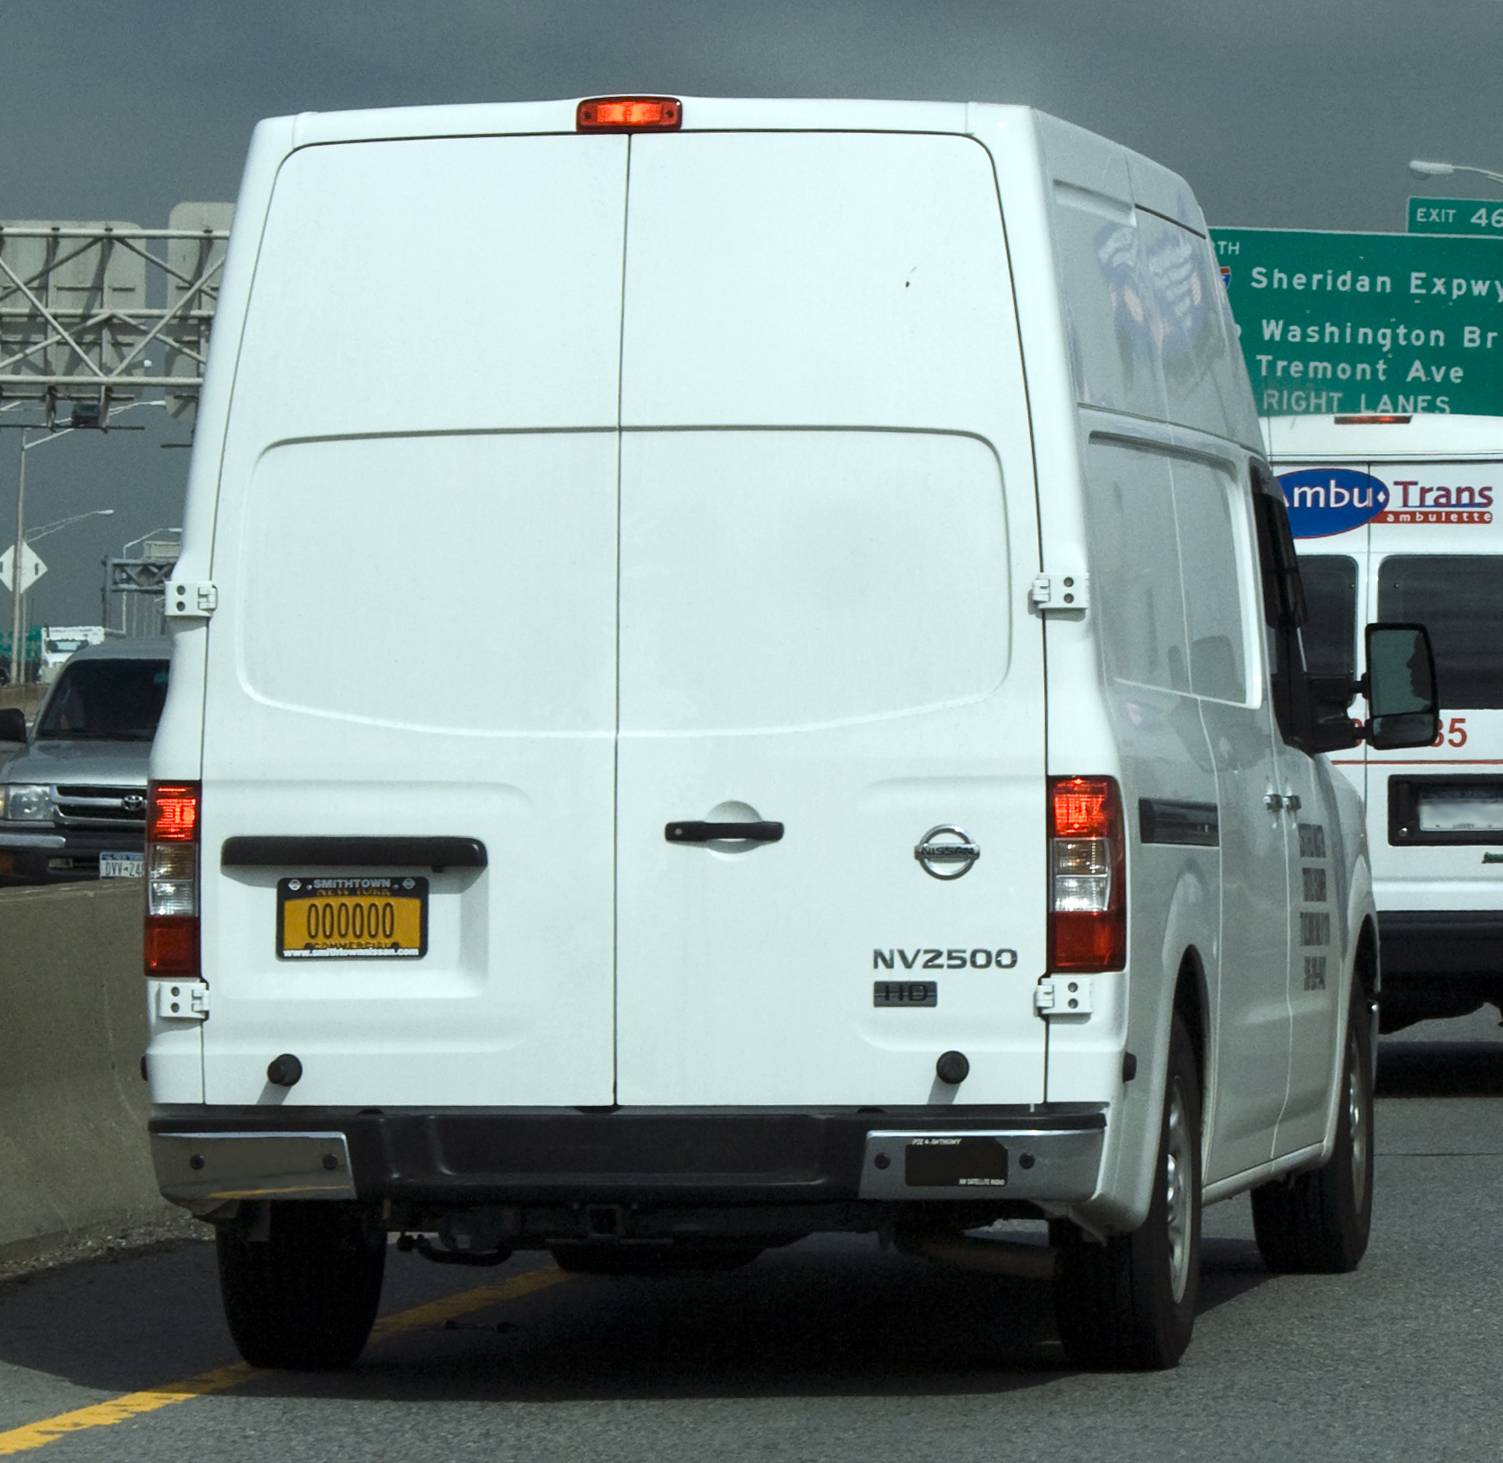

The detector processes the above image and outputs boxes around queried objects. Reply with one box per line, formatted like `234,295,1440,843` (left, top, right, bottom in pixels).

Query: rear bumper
150,1106,1107,1212
1379,911,1503,977
1378,912,1503,1025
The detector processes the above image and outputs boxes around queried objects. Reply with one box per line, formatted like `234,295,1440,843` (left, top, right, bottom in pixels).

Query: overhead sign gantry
0,202,233,423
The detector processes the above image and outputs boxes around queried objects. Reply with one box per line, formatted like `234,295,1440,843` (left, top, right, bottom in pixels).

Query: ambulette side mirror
0,707,26,743
1363,622,1440,750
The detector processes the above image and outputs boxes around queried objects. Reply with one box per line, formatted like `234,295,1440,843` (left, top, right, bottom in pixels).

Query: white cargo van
1268,412,1501,1031
145,96,1438,1372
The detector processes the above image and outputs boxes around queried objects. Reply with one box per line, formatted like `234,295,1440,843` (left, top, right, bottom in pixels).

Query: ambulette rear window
1377,555,1503,709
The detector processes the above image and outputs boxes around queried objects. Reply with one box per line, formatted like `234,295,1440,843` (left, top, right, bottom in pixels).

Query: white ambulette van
1268,412,1500,1031
145,96,1438,1372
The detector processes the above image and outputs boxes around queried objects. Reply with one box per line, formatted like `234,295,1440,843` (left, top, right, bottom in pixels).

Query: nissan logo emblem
914,825,981,880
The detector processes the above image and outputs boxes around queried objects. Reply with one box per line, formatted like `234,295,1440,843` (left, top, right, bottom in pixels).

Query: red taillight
1052,777,1114,838
146,780,201,977
149,783,199,841
1049,776,1126,972
145,916,200,974
1334,414,1411,425
576,96,682,131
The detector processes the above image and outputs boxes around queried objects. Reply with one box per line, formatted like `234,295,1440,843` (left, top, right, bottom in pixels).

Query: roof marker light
577,96,682,132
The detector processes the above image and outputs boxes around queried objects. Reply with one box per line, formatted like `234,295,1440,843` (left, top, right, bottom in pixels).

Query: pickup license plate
99,852,144,878
277,876,428,959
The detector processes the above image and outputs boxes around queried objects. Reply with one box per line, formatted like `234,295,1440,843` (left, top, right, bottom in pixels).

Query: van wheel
1051,1013,1202,1370
217,1202,386,1369
1251,988,1373,1273
549,1243,764,1274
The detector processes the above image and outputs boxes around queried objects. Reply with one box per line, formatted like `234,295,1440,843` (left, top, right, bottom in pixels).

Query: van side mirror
1306,676,1362,753
1303,623,1440,753
1363,623,1440,750
0,707,27,743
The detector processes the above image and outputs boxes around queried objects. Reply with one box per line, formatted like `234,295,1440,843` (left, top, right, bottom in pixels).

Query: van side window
1049,187,1258,447
1377,555,1503,709
1298,556,1359,681
1251,465,1316,749
1085,442,1189,694
1172,459,1248,703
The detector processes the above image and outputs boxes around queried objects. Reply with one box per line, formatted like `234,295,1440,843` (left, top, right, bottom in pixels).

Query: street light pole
10,434,23,686
4,398,163,682
1409,159,1503,190
7,427,68,685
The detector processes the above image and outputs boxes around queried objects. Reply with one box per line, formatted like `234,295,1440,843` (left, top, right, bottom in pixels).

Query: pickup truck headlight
0,784,52,822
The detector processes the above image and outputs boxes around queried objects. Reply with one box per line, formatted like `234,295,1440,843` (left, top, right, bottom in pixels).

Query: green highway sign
1210,227,1503,417
1408,198,1503,235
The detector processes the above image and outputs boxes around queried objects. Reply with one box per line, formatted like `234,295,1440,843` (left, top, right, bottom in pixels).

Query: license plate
1417,790,1503,833
100,852,145,878
277,876,428,959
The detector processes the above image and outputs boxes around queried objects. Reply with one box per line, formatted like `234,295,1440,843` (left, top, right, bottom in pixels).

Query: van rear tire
216,1202,386,1370
1250,987,1373,1273
1051,1013,1202,1370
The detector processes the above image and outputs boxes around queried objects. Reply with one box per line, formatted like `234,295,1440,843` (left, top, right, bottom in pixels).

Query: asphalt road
2,1011,1501,1462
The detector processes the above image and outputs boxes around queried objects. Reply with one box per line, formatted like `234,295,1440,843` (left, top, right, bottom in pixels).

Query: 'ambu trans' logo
1277,468,1389,538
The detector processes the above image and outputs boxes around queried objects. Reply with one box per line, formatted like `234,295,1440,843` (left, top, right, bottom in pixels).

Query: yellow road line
367,1265,571,1343
0,1264,573,1457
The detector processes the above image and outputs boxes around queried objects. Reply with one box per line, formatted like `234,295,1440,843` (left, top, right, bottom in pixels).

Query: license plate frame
276,876,428,960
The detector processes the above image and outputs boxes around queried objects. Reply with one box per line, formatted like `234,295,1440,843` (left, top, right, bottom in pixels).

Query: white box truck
144,96,1438,1371
1268,411,1501,1031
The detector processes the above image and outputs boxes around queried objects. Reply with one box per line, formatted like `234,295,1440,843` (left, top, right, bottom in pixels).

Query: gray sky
3,0,1502,626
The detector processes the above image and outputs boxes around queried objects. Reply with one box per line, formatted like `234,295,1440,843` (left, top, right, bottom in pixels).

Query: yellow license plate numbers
277,876,428,959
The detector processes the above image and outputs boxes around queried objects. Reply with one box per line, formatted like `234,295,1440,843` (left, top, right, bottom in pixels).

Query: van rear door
198,135,628,1106
612,132,1048,1105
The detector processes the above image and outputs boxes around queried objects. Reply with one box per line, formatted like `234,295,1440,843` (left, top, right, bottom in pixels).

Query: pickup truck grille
52,785,147,829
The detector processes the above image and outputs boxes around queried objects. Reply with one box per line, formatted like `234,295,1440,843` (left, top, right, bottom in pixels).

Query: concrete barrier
0,878,177,1262
0,684,46,717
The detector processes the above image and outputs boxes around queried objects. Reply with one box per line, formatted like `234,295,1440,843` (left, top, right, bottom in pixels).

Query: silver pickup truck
0,638,170,885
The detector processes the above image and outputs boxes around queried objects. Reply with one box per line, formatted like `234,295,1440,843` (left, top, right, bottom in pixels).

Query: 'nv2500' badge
1278,468,1389,539
914,825,980,880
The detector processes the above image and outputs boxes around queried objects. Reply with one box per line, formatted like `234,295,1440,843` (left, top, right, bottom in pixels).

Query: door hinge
151,978,210,1021
166,580,218,618
1035,976,1094,1016
1030,571,1089,611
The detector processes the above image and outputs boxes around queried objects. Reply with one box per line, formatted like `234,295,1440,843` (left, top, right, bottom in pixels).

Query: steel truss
0,204,232,421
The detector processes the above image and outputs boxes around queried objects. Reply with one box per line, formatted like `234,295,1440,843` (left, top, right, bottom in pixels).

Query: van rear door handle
665,821,784,844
